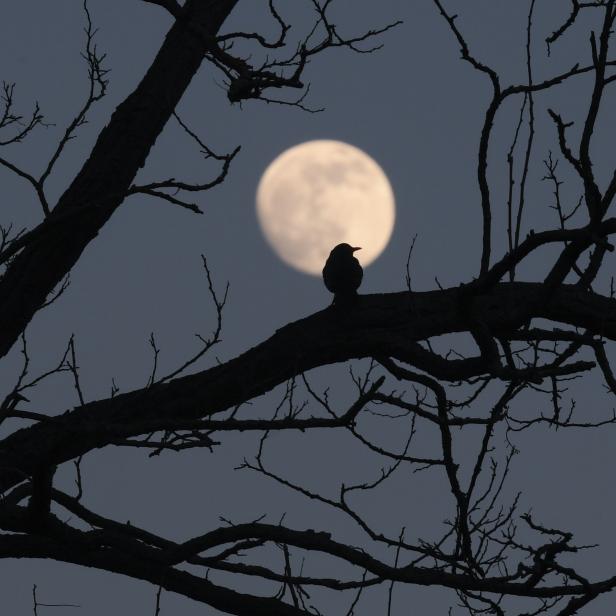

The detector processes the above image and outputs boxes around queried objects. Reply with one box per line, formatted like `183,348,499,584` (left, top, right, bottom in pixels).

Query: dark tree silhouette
2,1,616,615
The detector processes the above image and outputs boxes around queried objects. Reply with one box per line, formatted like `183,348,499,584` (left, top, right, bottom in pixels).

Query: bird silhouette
322,243,363,305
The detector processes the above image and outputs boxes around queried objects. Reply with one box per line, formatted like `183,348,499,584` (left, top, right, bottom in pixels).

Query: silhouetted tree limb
128,113,240,214
0,0,239,358
434,0,616,277
0,0,399,359
0,282,615,495
0,2,107,218
4,2,616,615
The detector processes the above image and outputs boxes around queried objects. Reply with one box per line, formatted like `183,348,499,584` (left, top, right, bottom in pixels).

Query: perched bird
322,243,363,304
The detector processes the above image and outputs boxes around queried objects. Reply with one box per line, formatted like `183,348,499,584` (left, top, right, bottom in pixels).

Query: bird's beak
352,247,362,252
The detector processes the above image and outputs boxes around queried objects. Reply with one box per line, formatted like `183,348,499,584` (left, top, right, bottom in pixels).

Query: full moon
256,140,396,275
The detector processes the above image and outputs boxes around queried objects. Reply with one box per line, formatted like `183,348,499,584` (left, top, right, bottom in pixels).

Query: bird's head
330,243,362,257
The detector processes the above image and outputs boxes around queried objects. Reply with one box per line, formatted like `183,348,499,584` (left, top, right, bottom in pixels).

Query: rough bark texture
0,0,239,359
0,282,613,493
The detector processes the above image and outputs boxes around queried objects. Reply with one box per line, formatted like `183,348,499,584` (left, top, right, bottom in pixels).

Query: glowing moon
256,140,395,275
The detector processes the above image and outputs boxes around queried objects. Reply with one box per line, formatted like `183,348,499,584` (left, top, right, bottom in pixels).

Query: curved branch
0,521,311,616
0,283,615,494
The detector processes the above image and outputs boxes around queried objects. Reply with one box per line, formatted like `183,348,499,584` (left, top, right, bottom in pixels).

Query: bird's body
322,243,363,304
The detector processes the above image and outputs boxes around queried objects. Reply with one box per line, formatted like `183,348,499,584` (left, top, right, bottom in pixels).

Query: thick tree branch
0,515,311,616
0,0,240,359
0,283,615,495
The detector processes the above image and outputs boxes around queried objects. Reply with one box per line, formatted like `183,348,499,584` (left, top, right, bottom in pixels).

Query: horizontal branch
0,514,310,616
2,503,614,604
163,520,616,599
0,283,615,494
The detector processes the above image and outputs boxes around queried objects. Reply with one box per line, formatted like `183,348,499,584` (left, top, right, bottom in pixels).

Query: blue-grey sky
1,2,616,614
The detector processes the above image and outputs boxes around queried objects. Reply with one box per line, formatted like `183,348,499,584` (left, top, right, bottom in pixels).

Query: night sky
1,2,615,614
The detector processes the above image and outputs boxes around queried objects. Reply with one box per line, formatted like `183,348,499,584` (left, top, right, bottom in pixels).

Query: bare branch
39,1,109,189
129,113,240,213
